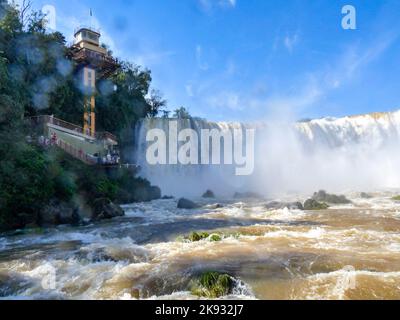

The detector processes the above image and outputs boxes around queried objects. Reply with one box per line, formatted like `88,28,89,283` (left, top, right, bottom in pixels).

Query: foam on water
1,192,400,300
134,111,400,197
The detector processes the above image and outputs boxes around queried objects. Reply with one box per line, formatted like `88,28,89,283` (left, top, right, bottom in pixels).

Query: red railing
56,139,97,165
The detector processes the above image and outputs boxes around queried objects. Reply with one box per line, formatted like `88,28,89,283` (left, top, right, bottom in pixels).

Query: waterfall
133,111,400,197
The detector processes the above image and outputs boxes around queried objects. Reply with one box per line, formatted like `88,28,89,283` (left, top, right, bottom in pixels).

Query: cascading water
133,110,400,197
1,111,400,300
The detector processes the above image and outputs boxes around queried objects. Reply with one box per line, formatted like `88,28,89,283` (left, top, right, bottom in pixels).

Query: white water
1,194,400,300
134,111,400,197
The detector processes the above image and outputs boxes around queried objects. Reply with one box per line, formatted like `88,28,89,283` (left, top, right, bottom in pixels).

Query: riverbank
0,147,161,232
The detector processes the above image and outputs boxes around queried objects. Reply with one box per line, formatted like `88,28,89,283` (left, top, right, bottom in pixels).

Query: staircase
27,115,118,165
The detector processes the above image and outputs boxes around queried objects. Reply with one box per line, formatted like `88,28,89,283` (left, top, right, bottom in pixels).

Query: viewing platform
27,115,130,167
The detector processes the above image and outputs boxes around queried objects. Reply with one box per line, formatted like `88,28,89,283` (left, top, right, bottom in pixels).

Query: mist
133,111,400,198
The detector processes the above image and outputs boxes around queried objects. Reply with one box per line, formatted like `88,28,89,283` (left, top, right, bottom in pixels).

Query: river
1,192,400,300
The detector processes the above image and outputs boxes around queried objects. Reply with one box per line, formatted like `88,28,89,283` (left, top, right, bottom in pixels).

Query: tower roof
74,26,101,38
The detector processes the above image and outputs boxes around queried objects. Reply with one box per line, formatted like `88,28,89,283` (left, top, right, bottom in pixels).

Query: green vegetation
312,190,351,204
303,199,329,210
0,2,161,231
190,272,233,298
180,232,223,242
392,196,400,201
209,234,222,242
187,232,210,242
173,107,191,119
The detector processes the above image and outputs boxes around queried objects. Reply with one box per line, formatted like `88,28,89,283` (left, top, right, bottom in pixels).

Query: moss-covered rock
187,232,210,242
92,198,125,221
180,232,223,242
392,195,400,201
190,271,233,298
304,199,329,210
312,190,351,204
209,234,222,242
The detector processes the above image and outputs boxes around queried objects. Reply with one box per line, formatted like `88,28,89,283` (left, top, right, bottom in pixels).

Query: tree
147,89,167,118
96,62,153,135
19,0,32,28
161,110,171,118
173,106,191,119
0,2,165,230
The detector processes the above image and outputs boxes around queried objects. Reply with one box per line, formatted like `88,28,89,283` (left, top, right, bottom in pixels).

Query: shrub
191,272,233,298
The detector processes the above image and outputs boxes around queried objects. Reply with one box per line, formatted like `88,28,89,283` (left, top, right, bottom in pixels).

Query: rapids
1,111,400,300
1,192,400,300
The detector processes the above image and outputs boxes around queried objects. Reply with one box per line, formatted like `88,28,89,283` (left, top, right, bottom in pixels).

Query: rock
177,198,200,209
92,198,125,221
162,195,174,200
190,272,233,298
202,190,216,198
209,234,222,242
312,190,351,204
205,203,224,209
360,192,373,199
392,195,400,201
149,186,162,201
39,201,79,227
187,232,210,242
11,212,36,230
120,185,162,203
304,199,329,210
59,208,81,226
265,201,304,210
131,288,140,299
233,192,263,200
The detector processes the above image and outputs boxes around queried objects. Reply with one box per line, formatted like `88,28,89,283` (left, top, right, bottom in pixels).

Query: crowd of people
38,134,121,166
94,151,120,166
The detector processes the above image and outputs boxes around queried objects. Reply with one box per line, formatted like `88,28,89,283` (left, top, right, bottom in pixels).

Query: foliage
182,232,222,242
188,232,210,242
173,106,191,119
303,199,329,210
0,3,162,230
392,196,400,201
147,89,167,118
191,272,233,298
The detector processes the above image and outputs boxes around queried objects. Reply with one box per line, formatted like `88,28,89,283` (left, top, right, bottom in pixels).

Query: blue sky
17,0,400,121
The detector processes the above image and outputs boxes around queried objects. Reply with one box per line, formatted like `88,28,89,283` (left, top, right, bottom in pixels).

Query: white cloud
185,84,194,97
283,33,299,53
198,0,237,12
196,45,209,71
324,33,399,91
130,50,175,68
207,91,242,110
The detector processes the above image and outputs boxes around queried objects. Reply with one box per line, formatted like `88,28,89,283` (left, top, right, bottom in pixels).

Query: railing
56,139,97,165
71,47,116,64
27,115,118,143
74,25,101,35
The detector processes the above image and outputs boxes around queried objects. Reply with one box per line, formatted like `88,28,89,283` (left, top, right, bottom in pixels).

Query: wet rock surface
177,198,200,209
312,190,351,204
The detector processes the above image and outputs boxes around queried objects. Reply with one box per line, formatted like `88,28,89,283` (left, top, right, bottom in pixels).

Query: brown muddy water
1,192,400,300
